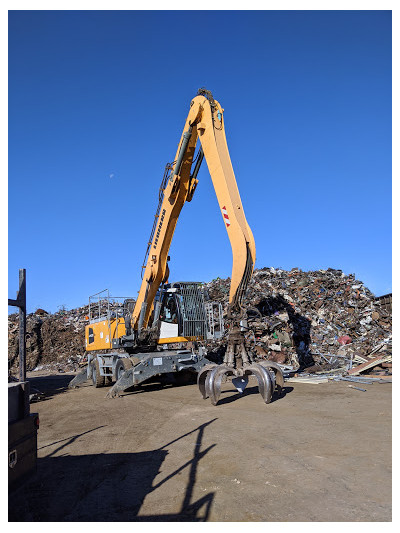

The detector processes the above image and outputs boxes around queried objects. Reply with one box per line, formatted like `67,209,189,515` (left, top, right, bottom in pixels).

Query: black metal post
8,269,27,382
18,269,26,382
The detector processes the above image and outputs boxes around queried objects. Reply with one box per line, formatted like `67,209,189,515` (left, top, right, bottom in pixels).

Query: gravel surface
9,371,392,522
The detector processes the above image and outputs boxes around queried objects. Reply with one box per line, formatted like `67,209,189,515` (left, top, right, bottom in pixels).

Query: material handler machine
69,89,283,405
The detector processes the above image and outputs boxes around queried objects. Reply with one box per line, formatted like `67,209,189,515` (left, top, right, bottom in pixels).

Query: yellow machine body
85,320,200,351
85,318,126,351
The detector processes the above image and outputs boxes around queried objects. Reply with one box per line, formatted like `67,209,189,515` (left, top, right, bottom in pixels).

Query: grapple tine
244,364,273,404
197,364,217,399
205,368,216,404
206,365,234,406
258,361,284,395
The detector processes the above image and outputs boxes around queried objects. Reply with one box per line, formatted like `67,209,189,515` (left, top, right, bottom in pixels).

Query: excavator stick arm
193,94,256,310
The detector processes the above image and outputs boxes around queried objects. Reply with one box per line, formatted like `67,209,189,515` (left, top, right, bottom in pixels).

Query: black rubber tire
115,358,133,381
92,359,105,388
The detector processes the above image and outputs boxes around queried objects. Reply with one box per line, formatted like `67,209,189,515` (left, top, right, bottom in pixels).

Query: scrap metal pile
8,304,98,374
204,267,392,378
8,267,391,380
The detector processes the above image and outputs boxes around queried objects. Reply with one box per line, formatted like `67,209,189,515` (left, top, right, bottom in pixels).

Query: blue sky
8,10,392,313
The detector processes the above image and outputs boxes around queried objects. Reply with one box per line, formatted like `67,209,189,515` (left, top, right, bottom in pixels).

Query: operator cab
158,288,180,339
156,282,208,341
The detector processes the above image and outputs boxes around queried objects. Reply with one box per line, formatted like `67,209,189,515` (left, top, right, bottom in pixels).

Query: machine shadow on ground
27,371,196,401
26,373,75,401
216,385,294,405
9,419,217,522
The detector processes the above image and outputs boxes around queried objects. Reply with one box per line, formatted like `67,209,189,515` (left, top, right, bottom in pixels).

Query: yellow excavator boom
133,89,256,331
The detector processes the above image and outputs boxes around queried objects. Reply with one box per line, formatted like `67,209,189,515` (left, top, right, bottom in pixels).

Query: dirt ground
9,370,391,522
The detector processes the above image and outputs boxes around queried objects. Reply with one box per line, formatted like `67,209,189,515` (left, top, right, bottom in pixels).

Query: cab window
160,293,178,324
